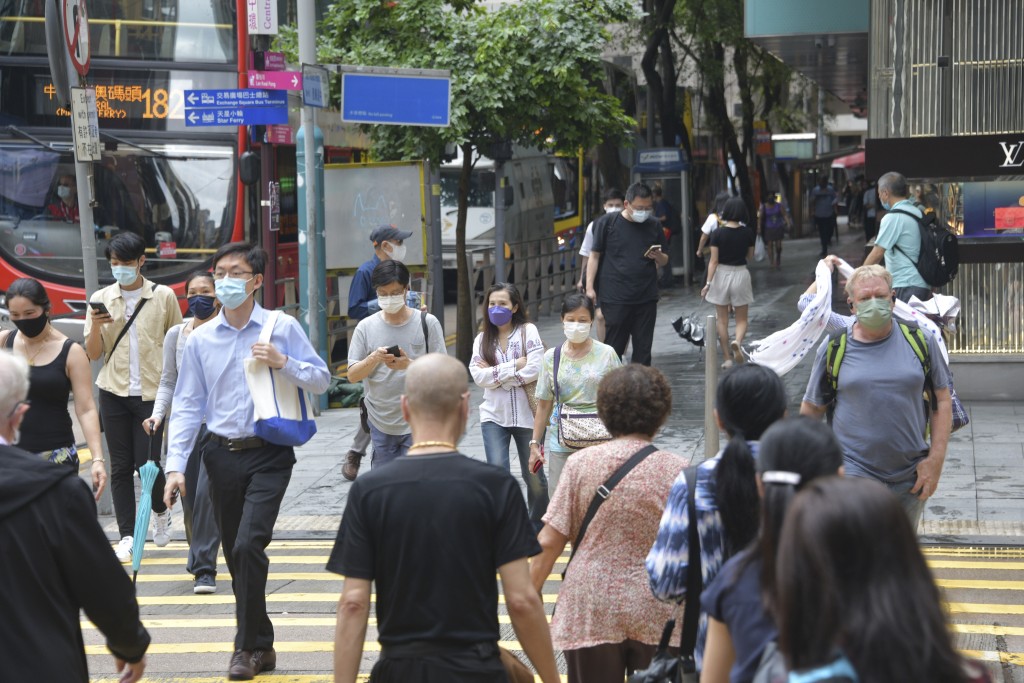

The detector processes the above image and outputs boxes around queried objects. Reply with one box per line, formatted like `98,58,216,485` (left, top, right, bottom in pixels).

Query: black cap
369,224,413,245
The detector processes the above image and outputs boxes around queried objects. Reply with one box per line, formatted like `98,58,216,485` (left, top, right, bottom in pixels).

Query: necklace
408,441,457,451
21,328,52,366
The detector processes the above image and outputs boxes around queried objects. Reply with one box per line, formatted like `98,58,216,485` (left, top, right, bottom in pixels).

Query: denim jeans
480,421,549,525
368,422,412,468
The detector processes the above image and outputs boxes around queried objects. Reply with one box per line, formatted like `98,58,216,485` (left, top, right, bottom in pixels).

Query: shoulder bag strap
563,443,658,579
421,310,429,348
259,309,280,345
106,296,148,363
679,465,702,668
553,343,562,405
1,329,15,349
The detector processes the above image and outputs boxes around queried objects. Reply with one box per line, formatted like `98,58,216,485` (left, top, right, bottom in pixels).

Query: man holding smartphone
585,182,668,366
347,261,446,468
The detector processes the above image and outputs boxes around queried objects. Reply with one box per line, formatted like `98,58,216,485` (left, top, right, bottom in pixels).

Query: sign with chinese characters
302,64,330,108
185,89,287,108
249,70,302,91
266,124,293,145
246,0,277,35
69,86,101,162
341,69,450,127
185,107,288,127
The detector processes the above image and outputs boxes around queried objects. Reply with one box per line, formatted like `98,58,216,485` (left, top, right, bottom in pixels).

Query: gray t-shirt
349,309,446,435
803,324,952,483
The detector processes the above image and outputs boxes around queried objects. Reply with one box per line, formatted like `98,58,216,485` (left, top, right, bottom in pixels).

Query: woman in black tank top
3,278,107,499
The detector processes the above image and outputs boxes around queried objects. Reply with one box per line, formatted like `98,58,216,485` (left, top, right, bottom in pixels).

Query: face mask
630,209,651,223
854,296,893,329
187,294,217,320
214,276,253,310
385,242,407,262
378,294,406,314
563,321,592,343
13,313,48,338
111,264,139,287
488,305,514,326
57,186,72,200
880,198,892,211
604,205,622,213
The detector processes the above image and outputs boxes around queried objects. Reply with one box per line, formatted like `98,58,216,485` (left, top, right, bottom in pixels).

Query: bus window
0,143,235,286
441,170,496,209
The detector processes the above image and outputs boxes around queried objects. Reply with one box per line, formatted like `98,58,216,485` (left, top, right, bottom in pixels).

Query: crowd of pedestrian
0,172,977,683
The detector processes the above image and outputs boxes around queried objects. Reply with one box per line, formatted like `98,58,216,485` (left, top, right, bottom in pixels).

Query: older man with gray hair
0,350,150,682
800,265,953,528
863,171,933,302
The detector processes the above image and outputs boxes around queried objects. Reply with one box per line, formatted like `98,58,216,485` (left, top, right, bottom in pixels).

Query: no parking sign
62,0,90,76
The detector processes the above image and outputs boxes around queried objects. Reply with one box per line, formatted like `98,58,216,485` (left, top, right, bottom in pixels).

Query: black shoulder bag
562,443,658,580
105,297,148,363
629,465,703,683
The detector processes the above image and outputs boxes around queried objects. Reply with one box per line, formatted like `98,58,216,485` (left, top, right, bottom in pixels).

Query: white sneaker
115,536,133,563
153,510,172,547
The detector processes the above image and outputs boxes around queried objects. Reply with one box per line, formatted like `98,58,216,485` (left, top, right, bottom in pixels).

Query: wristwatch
529,439,541,447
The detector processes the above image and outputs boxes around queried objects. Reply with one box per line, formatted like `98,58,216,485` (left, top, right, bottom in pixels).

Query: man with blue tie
162,242,331,681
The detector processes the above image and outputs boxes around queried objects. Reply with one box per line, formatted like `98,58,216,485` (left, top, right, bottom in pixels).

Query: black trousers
99,389,166,538
203,439,294,650
601,300,658,366
182,427,220,578
815,216,836,255
371,642,507,683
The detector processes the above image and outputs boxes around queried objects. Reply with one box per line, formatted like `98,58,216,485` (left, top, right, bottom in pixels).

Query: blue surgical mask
881,198,892,211
631,209,651,223
187,294,217,320
111,264,139,287
215,276,253,310
488,305,514,326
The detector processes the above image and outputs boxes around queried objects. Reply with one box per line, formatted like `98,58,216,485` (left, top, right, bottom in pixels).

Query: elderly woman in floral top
529,365,687,683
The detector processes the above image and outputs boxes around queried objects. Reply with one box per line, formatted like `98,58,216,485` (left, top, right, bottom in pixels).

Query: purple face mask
488,305,514,326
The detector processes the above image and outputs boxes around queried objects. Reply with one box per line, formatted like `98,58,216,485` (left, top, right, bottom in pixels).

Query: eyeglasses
213,270,253,280
6,400,29,418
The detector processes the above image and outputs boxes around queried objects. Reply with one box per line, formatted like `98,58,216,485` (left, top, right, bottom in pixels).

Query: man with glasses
0,350,151,682
347,260,446,468
162,242,330,681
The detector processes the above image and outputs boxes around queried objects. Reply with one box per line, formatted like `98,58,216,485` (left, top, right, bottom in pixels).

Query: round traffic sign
62,0,91,76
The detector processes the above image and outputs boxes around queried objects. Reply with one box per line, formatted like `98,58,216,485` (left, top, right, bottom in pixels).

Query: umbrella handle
148,432,158,463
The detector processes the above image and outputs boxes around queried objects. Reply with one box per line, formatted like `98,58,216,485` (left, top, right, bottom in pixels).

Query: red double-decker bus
0,0,249,334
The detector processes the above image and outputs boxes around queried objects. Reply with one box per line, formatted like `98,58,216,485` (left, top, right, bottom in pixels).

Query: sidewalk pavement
98,226,1024,544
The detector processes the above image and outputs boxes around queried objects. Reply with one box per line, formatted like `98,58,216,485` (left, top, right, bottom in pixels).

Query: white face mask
57,185,73,200
378,294,406,314
385,242,407,262
630,209,651,223
604,205,622,213
563,321,592,343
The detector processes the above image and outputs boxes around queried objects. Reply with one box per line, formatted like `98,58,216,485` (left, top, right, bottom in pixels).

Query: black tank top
3,332,75,452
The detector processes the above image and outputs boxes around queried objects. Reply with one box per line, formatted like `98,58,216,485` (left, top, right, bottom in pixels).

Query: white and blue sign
184,89,287,108
341,72,450,127
302,64,330,108
185,107,289,127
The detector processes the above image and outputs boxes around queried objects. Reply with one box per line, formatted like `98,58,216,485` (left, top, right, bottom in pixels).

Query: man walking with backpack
864,172,933,302
800,265,952,529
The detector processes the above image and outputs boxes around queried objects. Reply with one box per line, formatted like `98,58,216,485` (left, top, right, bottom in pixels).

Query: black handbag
628,466,702,683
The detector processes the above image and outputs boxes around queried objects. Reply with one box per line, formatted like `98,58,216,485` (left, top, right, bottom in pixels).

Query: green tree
284,0,636,363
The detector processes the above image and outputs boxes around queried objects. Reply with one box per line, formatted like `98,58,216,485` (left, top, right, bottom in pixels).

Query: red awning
831,150,865,168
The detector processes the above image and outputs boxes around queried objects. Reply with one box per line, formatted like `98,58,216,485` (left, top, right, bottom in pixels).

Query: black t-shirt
710,224,755,265
326,453,541,646
591,211,668,305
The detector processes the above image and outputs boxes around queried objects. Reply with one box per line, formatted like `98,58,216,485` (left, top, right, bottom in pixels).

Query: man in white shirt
576,188,623,341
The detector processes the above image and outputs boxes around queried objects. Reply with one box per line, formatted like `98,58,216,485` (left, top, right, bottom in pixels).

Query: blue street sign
341,72,450,127
302,64,329,108
185,106,289,127
184,89,287,108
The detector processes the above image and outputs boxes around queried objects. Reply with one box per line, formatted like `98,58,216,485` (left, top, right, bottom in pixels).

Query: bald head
405,353,468,422
0,350,29,432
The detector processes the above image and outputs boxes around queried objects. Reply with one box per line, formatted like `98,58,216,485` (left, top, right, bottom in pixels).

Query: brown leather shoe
251,647,277,675
228,650,254,680
342,451,362,481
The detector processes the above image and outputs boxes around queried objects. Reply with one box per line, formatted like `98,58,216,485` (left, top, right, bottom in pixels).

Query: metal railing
946,262,1024,354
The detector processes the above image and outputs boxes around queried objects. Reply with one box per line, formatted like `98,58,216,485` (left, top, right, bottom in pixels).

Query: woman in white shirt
470,282,548,527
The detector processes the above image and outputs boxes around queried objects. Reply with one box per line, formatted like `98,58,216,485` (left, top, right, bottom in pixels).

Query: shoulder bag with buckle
554,344,612,449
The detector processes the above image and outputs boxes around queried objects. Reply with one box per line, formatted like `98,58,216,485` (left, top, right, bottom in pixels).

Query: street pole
425,160,445,332
494,161,506,284
298,1,319,363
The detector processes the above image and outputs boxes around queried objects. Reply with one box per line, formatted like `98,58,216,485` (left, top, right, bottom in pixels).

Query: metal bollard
704,314,719,458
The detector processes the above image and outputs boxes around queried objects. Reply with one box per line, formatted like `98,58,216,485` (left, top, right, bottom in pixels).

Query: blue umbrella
131,438,161,585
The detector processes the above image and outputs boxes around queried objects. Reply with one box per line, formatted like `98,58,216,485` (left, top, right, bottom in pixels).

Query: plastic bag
754,235,767,262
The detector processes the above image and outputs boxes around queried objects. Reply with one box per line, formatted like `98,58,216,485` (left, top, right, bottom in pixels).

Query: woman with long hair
775,477,991,683
143,270,222,594
700,417,843,683
1,277,107,497
702,197,756,369
529,292,621,495
646,363,786,670
470,282,548,527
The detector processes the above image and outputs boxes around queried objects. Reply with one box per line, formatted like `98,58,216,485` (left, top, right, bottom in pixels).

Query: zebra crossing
85,542,1024,680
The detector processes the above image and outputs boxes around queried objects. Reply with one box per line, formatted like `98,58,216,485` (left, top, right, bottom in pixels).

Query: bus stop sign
62,0,90,76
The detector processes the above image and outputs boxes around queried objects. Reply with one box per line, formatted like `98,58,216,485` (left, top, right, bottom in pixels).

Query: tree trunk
455,143,475,364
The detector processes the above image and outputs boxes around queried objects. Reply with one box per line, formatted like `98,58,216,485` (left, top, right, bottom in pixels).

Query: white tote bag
243,310,317,446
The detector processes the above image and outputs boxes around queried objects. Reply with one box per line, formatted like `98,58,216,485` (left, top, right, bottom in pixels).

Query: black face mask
13,314,48,338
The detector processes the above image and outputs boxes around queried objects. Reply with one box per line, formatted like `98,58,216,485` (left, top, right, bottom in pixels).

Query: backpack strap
887,208,922,262
553,344,562,406
420,310,429,349
821,329,848,423
897,320,937,413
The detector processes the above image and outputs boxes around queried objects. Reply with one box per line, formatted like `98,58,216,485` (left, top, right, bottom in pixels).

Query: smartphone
89,301,109,316
385,345,402,357
644,244,662,257
531,458,544,474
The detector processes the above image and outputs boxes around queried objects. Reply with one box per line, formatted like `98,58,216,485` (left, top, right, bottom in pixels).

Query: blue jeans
481,421,549,526
368,422,412,468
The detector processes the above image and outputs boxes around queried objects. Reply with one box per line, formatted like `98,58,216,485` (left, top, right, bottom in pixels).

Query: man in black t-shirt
328,353,559,683
585,181,669,366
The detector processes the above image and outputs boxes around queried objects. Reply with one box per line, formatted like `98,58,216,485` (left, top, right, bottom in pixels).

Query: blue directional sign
184,89,287,108
341,72,450,127
185,106,289,127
